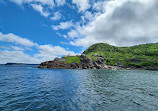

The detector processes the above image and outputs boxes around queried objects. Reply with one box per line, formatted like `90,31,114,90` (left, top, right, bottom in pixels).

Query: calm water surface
0,65,158,111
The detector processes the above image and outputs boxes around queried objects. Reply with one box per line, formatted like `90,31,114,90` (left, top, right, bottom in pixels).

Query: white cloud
72,0,90,12
9,0,55,18
56,32,67,38
0,32,78,63
81,11,99,22
31,4,50,17
55,0,65,6
11,46,24,51
25,47,33,51
35,44,77,61
93,1,106,12
84,11,93,21
1,45,33,51
51,21,73,30
70,0,158,47
0,50,42,64
0,32,35,47
63,35,67,38
67,30,79,38
9,0,23,5
9,0,54,6
50,12,62,20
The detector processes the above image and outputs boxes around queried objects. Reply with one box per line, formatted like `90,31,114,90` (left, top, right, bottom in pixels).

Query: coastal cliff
38,43,158,70
37,55,120,69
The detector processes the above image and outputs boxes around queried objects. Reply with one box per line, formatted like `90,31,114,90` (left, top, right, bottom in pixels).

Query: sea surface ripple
0,65,158,111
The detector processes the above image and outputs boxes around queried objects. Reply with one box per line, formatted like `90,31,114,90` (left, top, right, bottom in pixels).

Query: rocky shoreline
37,55,158,71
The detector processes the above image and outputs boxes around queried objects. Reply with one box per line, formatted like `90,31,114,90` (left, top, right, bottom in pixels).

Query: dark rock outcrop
37,55,158,70
37,42,158,70
37,55,121,69
38,55,95,69
38,60,72,69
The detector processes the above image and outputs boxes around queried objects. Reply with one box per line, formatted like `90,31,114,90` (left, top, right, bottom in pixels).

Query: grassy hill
82,43,158,68
39,42,158,70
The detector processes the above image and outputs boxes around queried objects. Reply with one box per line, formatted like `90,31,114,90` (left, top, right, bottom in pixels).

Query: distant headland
5,63,39,65
38,43,158,70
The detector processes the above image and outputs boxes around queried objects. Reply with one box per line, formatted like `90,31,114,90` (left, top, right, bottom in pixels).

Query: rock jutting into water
37,43,158,70
37,55,158,70
38,55,123,70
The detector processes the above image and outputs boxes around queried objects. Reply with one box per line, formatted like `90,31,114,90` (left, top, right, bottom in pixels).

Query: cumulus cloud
72,0,90,12
0,44,77,64
35,44,77,61
0,50,42,64
0,32,35,47
31,4,50,17
51,21,73,30
0,32,78,64
70,0,158,47
50,12,62,20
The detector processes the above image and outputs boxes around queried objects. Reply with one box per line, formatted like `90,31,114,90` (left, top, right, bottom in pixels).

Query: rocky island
38,43,158,70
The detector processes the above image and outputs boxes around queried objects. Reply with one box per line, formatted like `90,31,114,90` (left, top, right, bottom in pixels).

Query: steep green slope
83,43,158,68
63,56,81,64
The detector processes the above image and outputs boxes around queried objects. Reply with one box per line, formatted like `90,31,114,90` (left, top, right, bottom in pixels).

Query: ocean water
0,65,158,111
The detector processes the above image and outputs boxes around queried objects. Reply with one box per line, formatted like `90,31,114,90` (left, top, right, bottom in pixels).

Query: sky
0,0,158,64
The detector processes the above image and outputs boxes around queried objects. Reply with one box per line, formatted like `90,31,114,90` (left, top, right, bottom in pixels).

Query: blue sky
0,0,157,64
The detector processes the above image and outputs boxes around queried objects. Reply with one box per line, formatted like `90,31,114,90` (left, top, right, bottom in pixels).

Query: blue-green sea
0,65,158,111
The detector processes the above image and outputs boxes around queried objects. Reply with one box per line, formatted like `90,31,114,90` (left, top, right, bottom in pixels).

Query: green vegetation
83,43,158,68
63,56,81,64
60,43,158,68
